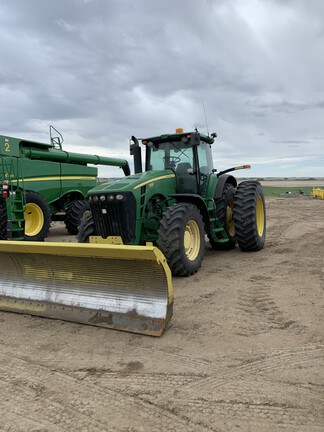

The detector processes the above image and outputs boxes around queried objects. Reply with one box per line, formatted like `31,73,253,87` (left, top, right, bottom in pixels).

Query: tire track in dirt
1,412,58,432
179,344,324,392
233,281,305,336
132,346,225,374
69,345,324,429
178,399,324,429
95,372,324,428
150,346,324,429
0,352,215,432
0,367,111,432
135,345,324,400
4,345,322,430
120,345,323,396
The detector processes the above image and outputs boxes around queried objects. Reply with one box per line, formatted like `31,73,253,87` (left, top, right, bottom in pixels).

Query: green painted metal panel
0,133,130,222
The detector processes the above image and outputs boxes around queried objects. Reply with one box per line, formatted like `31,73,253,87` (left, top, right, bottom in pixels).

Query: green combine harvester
0,128,266,336
0,126,130,241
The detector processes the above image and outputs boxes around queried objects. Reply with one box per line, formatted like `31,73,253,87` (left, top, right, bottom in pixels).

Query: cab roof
141,131,214,146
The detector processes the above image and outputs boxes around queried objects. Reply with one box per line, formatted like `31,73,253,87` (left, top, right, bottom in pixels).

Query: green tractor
78,129,266,276
0,128,266,336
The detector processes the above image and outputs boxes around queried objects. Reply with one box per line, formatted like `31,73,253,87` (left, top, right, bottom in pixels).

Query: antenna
202,100,209,136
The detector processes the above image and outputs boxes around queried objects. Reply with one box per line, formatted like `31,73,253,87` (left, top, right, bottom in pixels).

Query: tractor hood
88,170,176,195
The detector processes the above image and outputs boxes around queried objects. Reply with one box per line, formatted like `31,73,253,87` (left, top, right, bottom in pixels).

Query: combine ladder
1,157,25,240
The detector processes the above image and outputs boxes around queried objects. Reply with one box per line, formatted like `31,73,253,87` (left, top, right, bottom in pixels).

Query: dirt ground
1,195,323,432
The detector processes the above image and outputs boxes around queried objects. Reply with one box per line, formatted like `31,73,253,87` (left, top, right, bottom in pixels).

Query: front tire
77,213,95,243
234,181,266,251
24,191,51,241
157,203,205,276
65,199,91,235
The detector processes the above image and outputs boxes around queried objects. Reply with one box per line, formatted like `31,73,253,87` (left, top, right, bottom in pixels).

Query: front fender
169,193,210,229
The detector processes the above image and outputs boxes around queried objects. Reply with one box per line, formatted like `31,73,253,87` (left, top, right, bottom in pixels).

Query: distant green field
262,186,313,197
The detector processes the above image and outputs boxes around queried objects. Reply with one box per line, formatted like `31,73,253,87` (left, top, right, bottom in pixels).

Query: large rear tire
209,183,237,250
157,203,205,276
77,213,95,243
0,198,7,240
24,191,51,241
65,199,91,235
234,181,266,251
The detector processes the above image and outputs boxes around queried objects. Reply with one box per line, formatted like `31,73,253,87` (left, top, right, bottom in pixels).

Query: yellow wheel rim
184,220,200,261
226,197,235,237
256,196,265,236
82,210,90,220
25,203,44,236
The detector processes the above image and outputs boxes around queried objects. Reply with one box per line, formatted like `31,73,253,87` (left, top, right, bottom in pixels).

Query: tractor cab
130,129,215,195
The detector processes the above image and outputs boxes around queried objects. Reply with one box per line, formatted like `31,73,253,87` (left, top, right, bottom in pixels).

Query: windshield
147,141,213,173
145,139,214,194
148,141,194,171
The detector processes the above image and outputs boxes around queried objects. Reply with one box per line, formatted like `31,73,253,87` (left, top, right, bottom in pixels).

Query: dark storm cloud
248,98,324,114
0,0,323,176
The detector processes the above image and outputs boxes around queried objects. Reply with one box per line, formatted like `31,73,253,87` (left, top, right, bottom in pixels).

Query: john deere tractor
0,128,266,336
78,129,266,276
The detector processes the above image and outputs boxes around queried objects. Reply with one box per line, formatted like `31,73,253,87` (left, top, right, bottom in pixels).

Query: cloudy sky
0,0,323,177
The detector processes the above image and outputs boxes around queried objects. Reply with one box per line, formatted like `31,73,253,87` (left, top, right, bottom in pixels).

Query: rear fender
214,175,237,199
48,190,86,216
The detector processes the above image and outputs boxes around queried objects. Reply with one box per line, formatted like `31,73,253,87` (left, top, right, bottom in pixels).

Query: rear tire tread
209,183,237,250
234,181,266,251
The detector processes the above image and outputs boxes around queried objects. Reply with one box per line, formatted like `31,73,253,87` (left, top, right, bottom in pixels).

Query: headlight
99,195,106,201
116,194,124,201
107,194,114,201
92,195,98,202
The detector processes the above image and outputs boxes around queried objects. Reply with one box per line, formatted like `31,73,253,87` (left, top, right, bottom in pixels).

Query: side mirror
130,136,142,174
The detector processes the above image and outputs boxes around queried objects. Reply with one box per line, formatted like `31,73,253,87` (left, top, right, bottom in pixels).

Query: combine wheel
24,191,51,241
157,203,205,276
0,198,7,240
209,183,237,250
234,181,266,251
65,199,91,235
77,213,95,243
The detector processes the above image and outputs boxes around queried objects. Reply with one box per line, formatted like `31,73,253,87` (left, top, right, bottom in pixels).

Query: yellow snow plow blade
0,241,173,336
